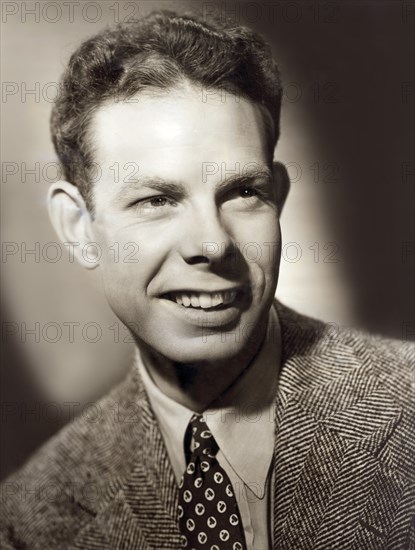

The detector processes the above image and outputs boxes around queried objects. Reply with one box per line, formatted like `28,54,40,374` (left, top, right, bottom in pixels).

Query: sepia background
1,0,414,478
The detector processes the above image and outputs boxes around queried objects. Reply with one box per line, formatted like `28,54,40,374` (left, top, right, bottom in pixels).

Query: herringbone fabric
1,301,414,549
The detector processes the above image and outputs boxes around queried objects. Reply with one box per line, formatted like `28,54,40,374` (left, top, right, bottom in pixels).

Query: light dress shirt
136,303,281,550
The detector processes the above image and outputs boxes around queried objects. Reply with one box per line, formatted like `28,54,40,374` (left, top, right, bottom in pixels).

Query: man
1,10,414,550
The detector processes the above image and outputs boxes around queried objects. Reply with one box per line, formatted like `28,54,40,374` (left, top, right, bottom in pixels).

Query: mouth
162,289,240,310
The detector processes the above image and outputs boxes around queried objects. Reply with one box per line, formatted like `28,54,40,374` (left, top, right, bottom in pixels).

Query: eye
147,196,169,207
240,186,259,198
129,195,179,217
134,195,176,209
221,181,271,213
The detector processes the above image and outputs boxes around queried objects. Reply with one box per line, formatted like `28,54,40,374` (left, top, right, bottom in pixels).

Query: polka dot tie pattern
178,414,247,550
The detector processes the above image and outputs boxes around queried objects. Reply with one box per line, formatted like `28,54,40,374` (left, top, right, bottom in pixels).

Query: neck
137,318,269,413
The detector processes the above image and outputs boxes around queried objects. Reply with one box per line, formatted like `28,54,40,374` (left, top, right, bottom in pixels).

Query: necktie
178,413,247,549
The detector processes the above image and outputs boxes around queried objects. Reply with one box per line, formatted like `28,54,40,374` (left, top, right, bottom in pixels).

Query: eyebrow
214,169,273,193
114,168,273,204
114,177,187,204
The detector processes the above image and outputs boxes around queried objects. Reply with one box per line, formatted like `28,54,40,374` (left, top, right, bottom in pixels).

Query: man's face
89,85,282,363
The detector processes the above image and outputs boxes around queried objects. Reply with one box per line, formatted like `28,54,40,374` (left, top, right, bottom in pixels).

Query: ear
272,161,290,213
47,181,99,269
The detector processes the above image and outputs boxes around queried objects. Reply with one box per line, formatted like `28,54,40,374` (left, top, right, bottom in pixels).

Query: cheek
234,207,280,236
235,214,281,266
94,223,176,299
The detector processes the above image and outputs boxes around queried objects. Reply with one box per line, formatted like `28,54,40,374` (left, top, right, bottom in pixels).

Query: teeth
211,293,224,307
170,290,238,309
190,294,200,308
199,293,212,309
182,294,191,307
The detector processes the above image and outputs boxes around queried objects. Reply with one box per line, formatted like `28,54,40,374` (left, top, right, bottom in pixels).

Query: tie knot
186,414,219,461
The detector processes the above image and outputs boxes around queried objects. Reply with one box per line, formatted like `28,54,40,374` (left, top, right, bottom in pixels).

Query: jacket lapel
115,406,181,549
71,363,181,550
272,302,403,549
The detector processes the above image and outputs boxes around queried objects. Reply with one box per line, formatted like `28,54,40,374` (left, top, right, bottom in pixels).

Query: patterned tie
178,413,247,549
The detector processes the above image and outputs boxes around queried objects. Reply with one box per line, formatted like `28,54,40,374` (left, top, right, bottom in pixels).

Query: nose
178,203,235,267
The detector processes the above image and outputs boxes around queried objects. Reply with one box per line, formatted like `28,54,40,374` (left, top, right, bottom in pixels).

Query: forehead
90,85,271,178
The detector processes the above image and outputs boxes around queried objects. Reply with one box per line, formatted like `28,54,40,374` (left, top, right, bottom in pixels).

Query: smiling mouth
162,290,239,310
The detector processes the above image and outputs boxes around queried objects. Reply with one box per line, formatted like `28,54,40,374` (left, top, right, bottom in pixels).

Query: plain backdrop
1,0,414,478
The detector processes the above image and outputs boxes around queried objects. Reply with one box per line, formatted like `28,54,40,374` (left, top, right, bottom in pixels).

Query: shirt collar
136,303,281,499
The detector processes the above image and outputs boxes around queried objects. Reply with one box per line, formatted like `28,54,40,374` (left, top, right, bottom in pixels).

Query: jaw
135,292,269,366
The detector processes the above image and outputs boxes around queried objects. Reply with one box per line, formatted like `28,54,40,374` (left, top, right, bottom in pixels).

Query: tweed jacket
1,301,414,549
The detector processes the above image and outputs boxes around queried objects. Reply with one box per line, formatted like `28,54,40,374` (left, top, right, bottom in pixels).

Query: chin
147,334,249,366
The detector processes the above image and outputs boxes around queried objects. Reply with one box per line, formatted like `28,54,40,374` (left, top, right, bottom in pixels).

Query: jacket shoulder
1,416,95,548
340,326,414,406
278,301,415,484
0,364,143,549
277,299,414,404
